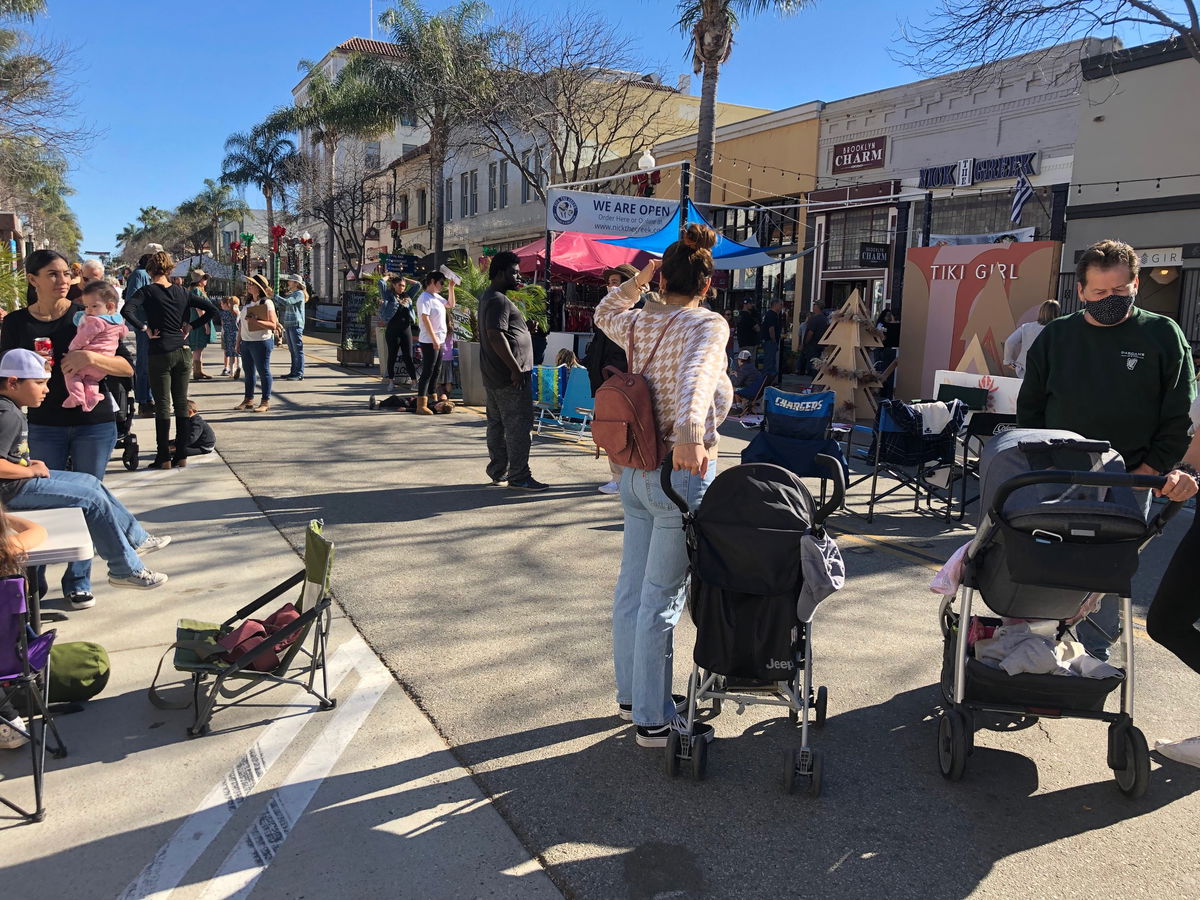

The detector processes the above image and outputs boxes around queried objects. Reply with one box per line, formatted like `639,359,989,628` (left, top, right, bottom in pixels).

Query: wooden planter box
337,346,374,367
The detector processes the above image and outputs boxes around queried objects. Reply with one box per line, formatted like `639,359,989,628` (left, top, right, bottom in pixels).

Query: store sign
546,189,677,237
1138,246,1182,266
859,242,890,267
918,152,1037,189
831,137,887,175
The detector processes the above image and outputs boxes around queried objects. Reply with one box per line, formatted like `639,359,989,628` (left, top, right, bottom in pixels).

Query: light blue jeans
1078,488,1155,659
284,324,304,376
8,470,148,579
28,421,118,595
613,462,716,727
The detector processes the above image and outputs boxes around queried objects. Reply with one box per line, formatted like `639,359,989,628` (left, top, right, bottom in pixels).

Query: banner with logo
546,189,678,237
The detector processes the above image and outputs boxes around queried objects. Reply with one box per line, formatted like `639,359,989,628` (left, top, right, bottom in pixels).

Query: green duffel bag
46,641,110,703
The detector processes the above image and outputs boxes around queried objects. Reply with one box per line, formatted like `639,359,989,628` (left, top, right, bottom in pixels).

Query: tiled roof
336,37,406,60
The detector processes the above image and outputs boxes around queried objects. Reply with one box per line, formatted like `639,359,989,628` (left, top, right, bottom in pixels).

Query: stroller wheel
937,709,969,781
1111,724,1150,799
783,749,798,794
808,749,823,797
815,686,828,727
690,734,709,781
665,730,681,778
122,435,139,471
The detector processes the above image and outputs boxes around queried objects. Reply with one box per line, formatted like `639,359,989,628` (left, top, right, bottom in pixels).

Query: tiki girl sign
897,241,1062,400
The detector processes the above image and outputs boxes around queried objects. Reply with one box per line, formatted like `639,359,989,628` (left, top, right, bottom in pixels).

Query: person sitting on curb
730,348,762,415
0,349,170,598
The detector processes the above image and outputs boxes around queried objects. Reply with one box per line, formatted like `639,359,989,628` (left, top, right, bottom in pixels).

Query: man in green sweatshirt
1017,238,1195,657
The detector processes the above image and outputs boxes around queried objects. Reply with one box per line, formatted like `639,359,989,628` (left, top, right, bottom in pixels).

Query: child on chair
61,282,128,412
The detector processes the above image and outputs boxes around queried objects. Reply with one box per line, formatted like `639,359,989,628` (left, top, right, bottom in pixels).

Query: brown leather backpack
591,310,685,470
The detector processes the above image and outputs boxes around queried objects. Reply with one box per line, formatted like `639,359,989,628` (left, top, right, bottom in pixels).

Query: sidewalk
0,419,560,899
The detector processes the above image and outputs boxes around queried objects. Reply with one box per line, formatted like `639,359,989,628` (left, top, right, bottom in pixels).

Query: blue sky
27,0,1164,255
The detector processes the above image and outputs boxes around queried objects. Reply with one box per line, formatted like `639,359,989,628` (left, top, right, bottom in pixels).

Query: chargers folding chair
742,388,848,505
0,575,66,823
149,520,336,736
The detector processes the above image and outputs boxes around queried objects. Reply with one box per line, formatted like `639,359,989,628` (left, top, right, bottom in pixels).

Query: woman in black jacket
123,251,219,469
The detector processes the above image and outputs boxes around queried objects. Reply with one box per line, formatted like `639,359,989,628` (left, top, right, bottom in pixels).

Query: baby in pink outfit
63,289,129,411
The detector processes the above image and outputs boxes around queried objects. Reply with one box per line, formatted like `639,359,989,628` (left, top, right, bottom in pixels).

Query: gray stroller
938,429,1181,798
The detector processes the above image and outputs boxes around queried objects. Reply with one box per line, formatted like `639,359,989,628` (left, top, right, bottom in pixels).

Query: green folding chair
149,520,336,736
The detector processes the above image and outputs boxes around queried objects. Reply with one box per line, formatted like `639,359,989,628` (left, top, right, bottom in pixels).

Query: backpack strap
631,309,687,374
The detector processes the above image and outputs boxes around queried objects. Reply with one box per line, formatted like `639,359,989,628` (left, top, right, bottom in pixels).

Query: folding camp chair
742,389,848,505
847,398,967,522
149,520,336,736
556,368,594,440
0,575,66,823
948,412,1018,521
532,365,568,435
732,371,769,424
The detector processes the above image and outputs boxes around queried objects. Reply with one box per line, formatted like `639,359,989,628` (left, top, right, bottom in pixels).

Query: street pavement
3,336,1199,899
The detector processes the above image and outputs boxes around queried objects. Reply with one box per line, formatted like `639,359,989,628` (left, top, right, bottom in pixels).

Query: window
445,178,453,221
398,194,409,226
499,160,508,208
402,143,419,155
521,150,532,203
469,169,479,216
364,141,381,171
417,189,427,226
488,162,497,212
912,192,1051,243
460,173,469,218
400,112,417,127
824,206,892,270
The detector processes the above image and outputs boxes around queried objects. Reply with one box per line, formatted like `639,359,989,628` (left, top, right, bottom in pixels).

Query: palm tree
366,0,497,265
265,59,396,299
221,123,300,277
177,179,249,263
677,1,812,205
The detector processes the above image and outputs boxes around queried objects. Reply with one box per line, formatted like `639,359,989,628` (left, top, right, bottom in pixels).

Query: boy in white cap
0,349,169,603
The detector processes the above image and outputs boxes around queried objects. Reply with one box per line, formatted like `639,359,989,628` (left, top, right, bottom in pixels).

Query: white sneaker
109,569,168,590
1155,736,1200,768
0,717,29,750
597,481,620,495
136,534,172,555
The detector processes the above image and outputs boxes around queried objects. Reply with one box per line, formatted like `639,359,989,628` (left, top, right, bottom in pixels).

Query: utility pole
679,162,691,236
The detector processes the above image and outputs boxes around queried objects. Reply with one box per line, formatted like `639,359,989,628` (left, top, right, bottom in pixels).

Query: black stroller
662,454,845,795
938,429,1181,797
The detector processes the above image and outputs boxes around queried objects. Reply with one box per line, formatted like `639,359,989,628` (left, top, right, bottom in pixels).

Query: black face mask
1085,292,1135,326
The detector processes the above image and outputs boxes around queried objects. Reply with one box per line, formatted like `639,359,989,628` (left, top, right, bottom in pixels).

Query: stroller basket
940,620,1123,713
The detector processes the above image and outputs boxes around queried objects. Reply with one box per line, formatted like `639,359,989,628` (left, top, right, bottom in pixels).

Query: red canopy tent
513,232,653,283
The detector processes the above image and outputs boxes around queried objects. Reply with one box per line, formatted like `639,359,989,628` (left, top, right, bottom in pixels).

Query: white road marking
195,652,392,900
119,636,373,900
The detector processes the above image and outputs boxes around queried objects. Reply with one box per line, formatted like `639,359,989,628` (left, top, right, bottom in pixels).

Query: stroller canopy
690,463,816,598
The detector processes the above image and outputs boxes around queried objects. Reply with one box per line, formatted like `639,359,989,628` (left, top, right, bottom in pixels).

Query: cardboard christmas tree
811,290,884,421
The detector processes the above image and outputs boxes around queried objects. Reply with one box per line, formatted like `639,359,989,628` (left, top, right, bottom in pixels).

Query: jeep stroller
662,454,845,795
938,428,1180,797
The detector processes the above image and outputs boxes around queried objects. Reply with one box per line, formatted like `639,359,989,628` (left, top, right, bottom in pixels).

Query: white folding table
20,507,94,632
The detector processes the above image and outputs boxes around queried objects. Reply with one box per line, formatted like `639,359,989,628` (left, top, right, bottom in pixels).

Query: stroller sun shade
689,463,816,598
969,429,1149,614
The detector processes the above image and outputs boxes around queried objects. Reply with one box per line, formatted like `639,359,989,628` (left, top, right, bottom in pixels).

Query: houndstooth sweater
595,277,732,449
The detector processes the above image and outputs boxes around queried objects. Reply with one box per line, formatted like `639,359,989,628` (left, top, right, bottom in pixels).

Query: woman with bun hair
594,223,733,748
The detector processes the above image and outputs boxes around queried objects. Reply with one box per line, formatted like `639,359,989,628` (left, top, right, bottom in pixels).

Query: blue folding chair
557,368,594,440
742,389,848,504
532,365,568,435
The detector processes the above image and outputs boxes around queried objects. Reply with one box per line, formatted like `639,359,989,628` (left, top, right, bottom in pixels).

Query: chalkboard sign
341,290,370,350
450,307,472,342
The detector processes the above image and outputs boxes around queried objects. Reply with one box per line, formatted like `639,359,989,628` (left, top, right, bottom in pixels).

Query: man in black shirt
736,300,759,354
761,299,784,382
478,251,545,491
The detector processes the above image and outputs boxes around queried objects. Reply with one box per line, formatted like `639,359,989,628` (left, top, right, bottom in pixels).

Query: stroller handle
988,470,1167,523
658,452,845,525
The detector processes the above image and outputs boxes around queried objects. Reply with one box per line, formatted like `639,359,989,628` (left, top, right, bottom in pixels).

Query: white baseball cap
0,349,52,379
737,349,752,360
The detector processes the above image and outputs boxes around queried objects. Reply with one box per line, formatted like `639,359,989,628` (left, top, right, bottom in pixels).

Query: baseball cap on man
0,349,52,379
737,349,752,360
